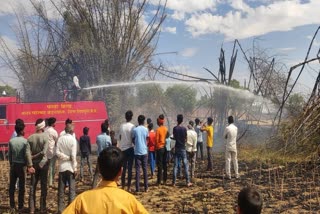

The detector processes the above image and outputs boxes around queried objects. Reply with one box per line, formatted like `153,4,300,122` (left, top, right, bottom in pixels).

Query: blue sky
0,0,319,95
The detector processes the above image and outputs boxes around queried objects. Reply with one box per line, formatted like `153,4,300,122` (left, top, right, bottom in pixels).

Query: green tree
0,85,16,96
286,93,305,117
165,85,197,114
229,79,240,89
0,0,166,102
137,84,163,106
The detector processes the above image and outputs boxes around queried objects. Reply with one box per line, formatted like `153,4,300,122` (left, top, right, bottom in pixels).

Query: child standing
165,132,172,164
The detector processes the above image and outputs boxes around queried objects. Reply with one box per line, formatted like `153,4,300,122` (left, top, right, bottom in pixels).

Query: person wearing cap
186,121,197,179
26,119,49,214
79,127,93,182
45,117,58,188
155,114,168,185
56,123,78,213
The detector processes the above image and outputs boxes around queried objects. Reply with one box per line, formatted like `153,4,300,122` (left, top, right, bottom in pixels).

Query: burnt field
0,153,320,213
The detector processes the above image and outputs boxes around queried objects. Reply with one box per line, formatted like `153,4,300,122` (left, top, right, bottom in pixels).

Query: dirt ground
1,153,320,214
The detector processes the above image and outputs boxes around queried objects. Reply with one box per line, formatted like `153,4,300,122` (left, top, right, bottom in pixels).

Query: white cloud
150,0,216,20
166,0,216,13
163,27,177,34
186,0,320,40
171,11,185,21
0,0,62,20
230,0,253,13
180,48,198,57
277,47,296,52
0,0,26,16
0,36,19,87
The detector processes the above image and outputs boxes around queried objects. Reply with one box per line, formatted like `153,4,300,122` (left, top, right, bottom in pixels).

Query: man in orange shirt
155,114,168,185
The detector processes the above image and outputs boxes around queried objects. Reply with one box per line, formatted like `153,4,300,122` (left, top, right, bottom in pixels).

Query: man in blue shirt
92,123,112,188
132,115,149,192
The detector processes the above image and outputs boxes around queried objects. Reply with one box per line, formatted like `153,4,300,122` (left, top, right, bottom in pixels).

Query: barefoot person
63,147,148,214
237,187,263,214
172,114,192,187
224,116,239,179
8,123,27,212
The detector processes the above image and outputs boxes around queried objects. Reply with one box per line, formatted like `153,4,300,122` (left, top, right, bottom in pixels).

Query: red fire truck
0,96,108,154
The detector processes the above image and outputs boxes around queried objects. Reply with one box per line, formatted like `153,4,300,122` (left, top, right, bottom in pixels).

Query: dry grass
1,147,320,213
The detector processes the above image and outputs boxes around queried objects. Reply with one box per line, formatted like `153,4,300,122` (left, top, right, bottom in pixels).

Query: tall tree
0,0,166,102
165,84,197,115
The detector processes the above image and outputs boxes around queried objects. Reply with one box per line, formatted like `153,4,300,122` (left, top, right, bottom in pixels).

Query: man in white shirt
186,122,197,179
60,118,76,139
56,124,77,213
118,110,135,191
194,118,204,161
224,116,239,179
45,117,58,188
59,118,77,190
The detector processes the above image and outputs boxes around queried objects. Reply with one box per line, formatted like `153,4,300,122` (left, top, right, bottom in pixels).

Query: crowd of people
7,110,263,214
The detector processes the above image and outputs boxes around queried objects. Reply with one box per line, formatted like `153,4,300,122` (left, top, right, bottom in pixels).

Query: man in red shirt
147,123,156,178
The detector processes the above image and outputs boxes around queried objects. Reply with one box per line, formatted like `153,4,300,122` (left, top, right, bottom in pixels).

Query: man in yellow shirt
63,147,148,214
201,117,214,171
